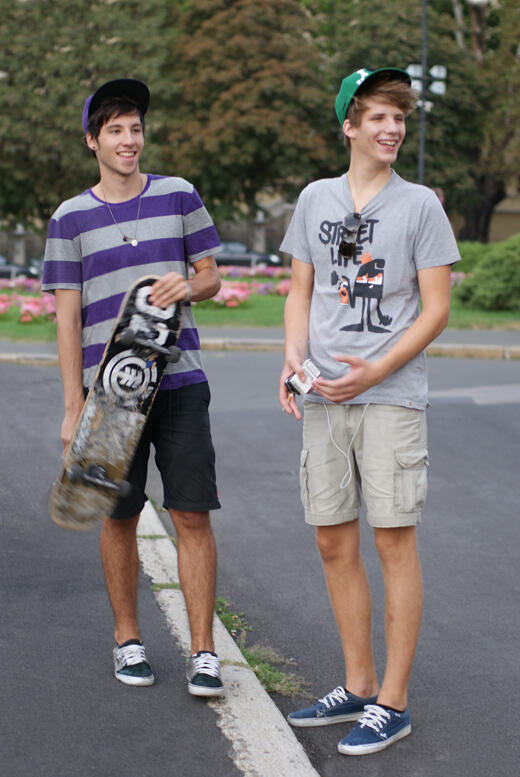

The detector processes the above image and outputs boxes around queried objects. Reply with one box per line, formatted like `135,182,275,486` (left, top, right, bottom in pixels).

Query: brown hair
85,97,145,156
343,74,417,149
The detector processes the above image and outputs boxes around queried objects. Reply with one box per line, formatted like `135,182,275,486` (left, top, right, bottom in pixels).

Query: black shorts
84,382,220,520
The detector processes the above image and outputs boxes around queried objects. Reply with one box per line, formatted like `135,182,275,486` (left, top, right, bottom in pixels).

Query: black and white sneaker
113,639,155,687
186,651,224,697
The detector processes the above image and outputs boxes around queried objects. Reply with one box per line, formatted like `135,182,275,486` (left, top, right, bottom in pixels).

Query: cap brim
360,68,411,89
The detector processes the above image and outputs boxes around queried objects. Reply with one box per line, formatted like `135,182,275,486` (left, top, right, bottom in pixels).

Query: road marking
137,502,320,777
430,383,520,405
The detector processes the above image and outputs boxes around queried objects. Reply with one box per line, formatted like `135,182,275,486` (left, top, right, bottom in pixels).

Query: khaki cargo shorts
300,402,429,528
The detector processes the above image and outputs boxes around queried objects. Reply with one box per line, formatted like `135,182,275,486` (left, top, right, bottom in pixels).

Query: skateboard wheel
118,480,132,498
119,327,136,347
166,346,181,364
67,464,84,483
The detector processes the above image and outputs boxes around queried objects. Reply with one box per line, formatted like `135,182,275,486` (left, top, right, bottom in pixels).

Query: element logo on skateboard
101,284,174,403
102,351,158,402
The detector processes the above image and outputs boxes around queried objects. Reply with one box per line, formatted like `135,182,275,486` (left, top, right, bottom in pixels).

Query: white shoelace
116,643,147,668
191,652,220,678
319,686,349,709
357,704,391,732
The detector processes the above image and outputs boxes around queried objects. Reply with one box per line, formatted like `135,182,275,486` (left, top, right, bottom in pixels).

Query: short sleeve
41,211,83,292
182,187,221,263
413,192,460,271
279,187,313,264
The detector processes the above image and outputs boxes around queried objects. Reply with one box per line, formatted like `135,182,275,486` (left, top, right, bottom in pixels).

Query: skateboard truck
67,464,132,498
118,327,181,364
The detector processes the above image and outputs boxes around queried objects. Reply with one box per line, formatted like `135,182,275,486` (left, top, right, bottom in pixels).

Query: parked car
216,241,280,267
0,255,40,279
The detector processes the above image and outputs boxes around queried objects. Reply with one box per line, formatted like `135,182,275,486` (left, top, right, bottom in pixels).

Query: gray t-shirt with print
280,170,460,410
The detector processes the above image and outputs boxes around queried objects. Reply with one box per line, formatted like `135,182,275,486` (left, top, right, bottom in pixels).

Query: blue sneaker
338,704,411,755
287,686,378,728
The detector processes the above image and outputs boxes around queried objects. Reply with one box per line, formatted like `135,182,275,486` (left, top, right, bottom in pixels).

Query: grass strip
2,292,519,339
215,596,309,697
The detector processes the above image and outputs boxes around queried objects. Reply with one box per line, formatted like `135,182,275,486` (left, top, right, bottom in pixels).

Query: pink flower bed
210,266,466,308
211,281,253,307
219,264,291,280
450,271,466,287
0,269,468,318
0,283,56,323
18,295,56,322
0,277,42,293
194,265,294,307
0,294,11,315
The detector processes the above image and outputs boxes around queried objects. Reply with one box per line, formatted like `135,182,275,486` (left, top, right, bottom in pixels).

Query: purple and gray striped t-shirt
42,174,221,390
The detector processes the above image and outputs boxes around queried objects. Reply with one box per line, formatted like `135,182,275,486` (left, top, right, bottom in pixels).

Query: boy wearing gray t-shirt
279,67,460,756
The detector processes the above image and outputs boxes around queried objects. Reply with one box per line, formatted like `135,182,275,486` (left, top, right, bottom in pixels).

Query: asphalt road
0,365,241,777
1,353,519,777
202,352,520,777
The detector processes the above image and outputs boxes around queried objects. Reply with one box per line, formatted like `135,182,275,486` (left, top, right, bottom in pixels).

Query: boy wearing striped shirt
42,78,224,696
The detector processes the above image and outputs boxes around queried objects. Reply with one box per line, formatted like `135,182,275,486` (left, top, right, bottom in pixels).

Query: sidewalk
1,326,520,364
198,326,520,360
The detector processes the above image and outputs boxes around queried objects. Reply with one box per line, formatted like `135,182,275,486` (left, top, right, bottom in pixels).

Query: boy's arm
55,289,84,450
279,258,315,420
313,264,452,403
148,255,221,308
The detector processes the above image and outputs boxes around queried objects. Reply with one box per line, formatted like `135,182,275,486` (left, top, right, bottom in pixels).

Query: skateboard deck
49,275,183,530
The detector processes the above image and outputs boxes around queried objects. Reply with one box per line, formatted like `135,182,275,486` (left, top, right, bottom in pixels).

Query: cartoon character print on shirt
320,216,393,333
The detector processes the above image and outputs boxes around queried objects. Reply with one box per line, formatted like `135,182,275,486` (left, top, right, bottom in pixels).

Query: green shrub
456,241,493,273
454,233,520,311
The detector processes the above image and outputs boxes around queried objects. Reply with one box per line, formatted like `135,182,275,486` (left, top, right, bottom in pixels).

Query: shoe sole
288,712,363,728
115,670,155,687
337,724,412,755
187,682,225,697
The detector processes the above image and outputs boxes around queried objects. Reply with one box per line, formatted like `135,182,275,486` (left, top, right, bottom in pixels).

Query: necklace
100,176,143,247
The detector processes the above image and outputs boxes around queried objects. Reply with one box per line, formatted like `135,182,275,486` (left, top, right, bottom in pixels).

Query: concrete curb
426,343,520,360
201,338,284,352
0,352,59,365
137,502,320,777
1,340,519,364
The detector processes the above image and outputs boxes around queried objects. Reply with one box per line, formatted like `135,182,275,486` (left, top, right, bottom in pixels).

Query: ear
85,132,97,152
343,119,356,140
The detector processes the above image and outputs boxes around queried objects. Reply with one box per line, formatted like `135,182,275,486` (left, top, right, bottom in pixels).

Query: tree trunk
459,173,504,243
244,188,258,248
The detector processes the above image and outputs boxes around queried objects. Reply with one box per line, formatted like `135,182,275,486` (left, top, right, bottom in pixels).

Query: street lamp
407,0,447,185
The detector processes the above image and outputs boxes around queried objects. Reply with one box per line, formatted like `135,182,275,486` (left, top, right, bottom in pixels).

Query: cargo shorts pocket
299,449,310,510
395,447,429,513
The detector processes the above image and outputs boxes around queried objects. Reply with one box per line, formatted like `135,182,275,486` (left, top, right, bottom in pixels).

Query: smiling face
343,97,406,169
86,111,144,179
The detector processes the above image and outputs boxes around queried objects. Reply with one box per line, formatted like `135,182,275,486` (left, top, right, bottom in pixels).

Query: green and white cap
334,67,411,126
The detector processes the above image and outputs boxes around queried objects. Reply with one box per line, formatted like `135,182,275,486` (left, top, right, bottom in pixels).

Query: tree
452,0,520,240
161,0,334,227
311,0,520,242
0,0,170,229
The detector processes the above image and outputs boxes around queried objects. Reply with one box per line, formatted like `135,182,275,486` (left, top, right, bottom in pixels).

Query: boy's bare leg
169,509,217,654
374,525,423,710
316,519,379,698
100,514,141,645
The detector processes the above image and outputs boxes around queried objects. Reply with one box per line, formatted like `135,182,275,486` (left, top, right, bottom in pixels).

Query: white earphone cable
323,403,370,489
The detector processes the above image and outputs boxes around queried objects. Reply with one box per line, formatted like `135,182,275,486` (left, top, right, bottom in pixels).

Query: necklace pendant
130,238,138,247
123,236,138,246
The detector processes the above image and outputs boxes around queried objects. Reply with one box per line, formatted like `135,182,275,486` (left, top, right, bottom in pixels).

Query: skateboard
49,275,183,530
